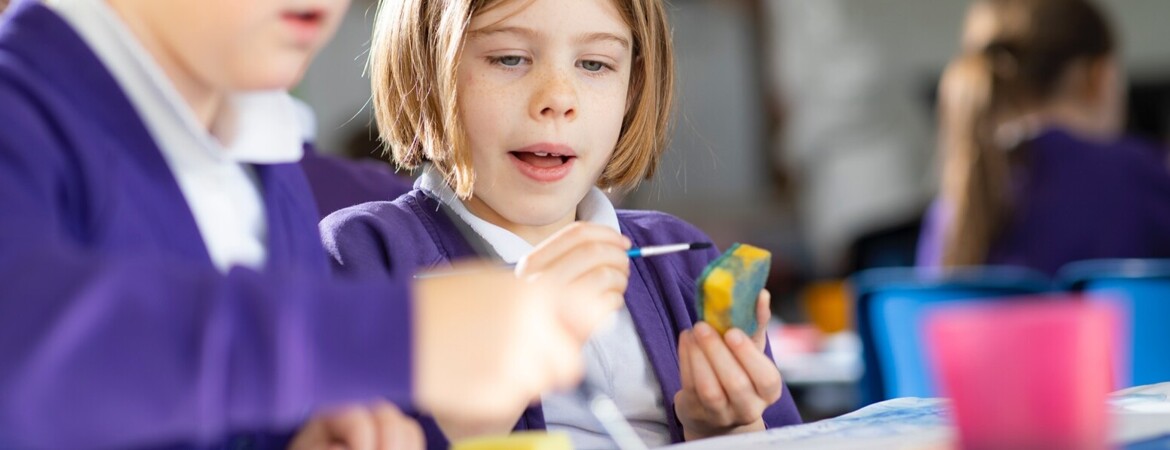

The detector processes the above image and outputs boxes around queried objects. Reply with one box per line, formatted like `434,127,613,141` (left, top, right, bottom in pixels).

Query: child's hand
413,261,624,425
418,223,629,440
289,401,424,450
675,289,783,441
515,222,632,337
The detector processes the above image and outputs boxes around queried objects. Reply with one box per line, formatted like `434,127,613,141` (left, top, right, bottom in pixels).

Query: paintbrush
415,242,713,278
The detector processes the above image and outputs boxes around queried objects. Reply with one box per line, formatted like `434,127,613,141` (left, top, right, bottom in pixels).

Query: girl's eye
580,60,608,72
491,56,525,67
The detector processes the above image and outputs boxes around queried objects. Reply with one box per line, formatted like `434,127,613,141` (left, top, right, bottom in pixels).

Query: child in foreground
323,0,802,447
0,0,621,447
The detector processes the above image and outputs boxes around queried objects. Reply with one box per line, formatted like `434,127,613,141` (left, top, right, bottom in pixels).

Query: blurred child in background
917,0,1170,276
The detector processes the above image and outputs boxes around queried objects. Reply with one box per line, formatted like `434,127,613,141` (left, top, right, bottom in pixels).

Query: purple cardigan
299,144,413,220
321,188,803,448
0,2,418,448
918,128,1170,275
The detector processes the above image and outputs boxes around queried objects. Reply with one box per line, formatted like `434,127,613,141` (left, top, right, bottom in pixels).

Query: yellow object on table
801,279,852,333
451,431,573,450
697,243,772,335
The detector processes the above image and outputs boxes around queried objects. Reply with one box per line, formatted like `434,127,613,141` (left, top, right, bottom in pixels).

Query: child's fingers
548,241,630,285
413,266,599,422
557,273,624,341
324,406,376,450
372,402,397,450
570,264,630,298
288,417,327,450
688,325,728,412
678,330,695,390
752,289,771,351
514,279,591,394
403,420,425,450
726,329,785,404
695,324,766,420
516,223,629,275
372,401,424,450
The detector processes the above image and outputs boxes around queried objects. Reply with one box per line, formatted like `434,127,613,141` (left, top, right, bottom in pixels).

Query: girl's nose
530,68,578,122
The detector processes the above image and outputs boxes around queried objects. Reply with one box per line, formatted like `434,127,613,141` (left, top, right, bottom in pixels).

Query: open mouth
281,9,327,46
508,145,577,182
509,151,574,168
282,10,324,25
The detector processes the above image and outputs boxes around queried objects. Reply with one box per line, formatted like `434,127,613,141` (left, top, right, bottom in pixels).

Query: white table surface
666,382,1170,450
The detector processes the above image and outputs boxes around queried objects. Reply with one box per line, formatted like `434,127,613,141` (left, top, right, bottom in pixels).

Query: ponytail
939,45,1019,267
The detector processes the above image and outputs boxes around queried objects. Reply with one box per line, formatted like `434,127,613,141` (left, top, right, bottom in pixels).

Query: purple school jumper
0,1,418,448
321,188,803,448
299,143,413,220
918,128,1170,276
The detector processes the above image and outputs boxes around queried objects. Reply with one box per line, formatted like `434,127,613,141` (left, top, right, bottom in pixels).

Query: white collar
47,0,303,164
418,166,621,264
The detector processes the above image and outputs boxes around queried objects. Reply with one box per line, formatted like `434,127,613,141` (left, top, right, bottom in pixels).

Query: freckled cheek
461,87,511,136
581,86,629,140
460,84,516,171
457,72,489,126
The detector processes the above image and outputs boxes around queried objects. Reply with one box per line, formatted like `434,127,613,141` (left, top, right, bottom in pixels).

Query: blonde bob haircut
369,0,676,198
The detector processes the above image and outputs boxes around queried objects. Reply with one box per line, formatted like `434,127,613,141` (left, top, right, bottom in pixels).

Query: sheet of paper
665,384,1170,450
666,398,952,450
1112,382,1170,444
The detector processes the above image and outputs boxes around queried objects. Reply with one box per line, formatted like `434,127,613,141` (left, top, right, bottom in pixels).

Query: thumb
753,289,772,351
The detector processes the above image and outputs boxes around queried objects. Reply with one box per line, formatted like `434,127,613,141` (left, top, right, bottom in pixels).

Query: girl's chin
504,214,575,229
476,192,585,228
496,207,577,228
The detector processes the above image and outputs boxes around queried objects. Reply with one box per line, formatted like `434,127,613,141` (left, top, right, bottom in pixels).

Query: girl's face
457,0,633,243
111,0,349,92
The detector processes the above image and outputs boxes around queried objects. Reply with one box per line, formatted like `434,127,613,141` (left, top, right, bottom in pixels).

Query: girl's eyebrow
467,26,630,50
576,32,630,50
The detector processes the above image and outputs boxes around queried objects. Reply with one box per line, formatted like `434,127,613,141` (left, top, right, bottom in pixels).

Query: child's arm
674,290,784,441
0,94,415,445
0,247,600,449
0,243,413,448
289,401,425,450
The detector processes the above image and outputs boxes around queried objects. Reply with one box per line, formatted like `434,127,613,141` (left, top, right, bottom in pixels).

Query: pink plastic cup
925,297,1122,450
